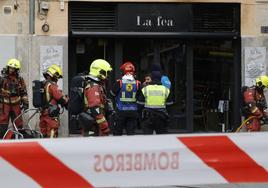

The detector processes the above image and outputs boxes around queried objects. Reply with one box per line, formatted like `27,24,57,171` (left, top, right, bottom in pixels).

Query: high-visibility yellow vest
142,85,170,108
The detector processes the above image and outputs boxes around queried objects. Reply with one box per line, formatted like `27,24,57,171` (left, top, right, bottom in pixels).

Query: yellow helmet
44,64,63,79
256,75,268,88
89,59,112,80
7,58,21,70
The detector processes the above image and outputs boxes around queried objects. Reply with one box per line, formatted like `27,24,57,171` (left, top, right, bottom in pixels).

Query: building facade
0,0,268,135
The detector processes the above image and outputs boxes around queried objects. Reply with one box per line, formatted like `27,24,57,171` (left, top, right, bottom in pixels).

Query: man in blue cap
151,63,171,89
137,70,173,134
161,75,171,89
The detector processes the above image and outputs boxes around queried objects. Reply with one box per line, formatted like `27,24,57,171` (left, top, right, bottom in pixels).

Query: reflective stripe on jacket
44,80,65,106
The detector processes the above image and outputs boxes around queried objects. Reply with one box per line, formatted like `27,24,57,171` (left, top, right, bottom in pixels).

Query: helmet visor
54,72,62,79
99,69,111,79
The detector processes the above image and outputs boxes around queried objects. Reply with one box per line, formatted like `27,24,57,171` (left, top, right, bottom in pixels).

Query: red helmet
120,61,135,75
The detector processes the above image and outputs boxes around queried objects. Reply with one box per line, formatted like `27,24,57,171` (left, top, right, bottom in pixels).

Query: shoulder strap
136,80,140,89
84,79,96,90
44,81,52,103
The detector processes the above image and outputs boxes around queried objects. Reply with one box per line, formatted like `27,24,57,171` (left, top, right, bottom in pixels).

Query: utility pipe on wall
29,0,35,34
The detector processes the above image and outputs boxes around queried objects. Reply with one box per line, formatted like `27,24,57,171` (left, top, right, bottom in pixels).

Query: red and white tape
0,133,268,187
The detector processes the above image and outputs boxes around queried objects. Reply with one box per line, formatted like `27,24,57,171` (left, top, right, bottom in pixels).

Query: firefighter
137,70,173,134
82,59,112,136
0,58,29,138
39,64,68,138
241,75,268,132
110,61,141,135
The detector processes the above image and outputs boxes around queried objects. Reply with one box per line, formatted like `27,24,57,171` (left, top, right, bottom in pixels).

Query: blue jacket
161,75,171,89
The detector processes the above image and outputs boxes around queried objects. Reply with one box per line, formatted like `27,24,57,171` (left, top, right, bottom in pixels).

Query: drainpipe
29,0,35,34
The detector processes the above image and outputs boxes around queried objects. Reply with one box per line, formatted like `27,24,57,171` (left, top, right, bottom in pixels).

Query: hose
235,116,256,133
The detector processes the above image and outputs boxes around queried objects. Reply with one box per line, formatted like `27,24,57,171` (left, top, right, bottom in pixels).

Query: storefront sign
118,4,191,32
136,16,175,27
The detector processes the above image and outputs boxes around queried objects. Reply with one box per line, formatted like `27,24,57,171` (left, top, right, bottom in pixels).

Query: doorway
193,39,235,132
69,37,238,133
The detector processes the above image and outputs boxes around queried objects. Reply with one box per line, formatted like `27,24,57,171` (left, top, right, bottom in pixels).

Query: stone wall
0,0,29,34
0,35,69,137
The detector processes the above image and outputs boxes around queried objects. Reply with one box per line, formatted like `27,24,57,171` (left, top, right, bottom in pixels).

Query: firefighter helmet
7,58,21,70
89,59,112,80
44,64,63,79
120,61,135,75
256,75,268,88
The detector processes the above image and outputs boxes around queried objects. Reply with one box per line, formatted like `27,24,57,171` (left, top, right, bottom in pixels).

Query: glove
107,110,116,118
59,95,69,110
98,122,110,136
63,101,69,110
106,99,115,116
64,96,69,110
64,95,69,102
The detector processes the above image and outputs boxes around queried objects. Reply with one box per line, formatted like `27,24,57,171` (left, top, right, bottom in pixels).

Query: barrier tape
0,133,268,187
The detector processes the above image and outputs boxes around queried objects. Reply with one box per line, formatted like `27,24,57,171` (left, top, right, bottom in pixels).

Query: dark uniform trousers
141,110,167,134
113,111,137,135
